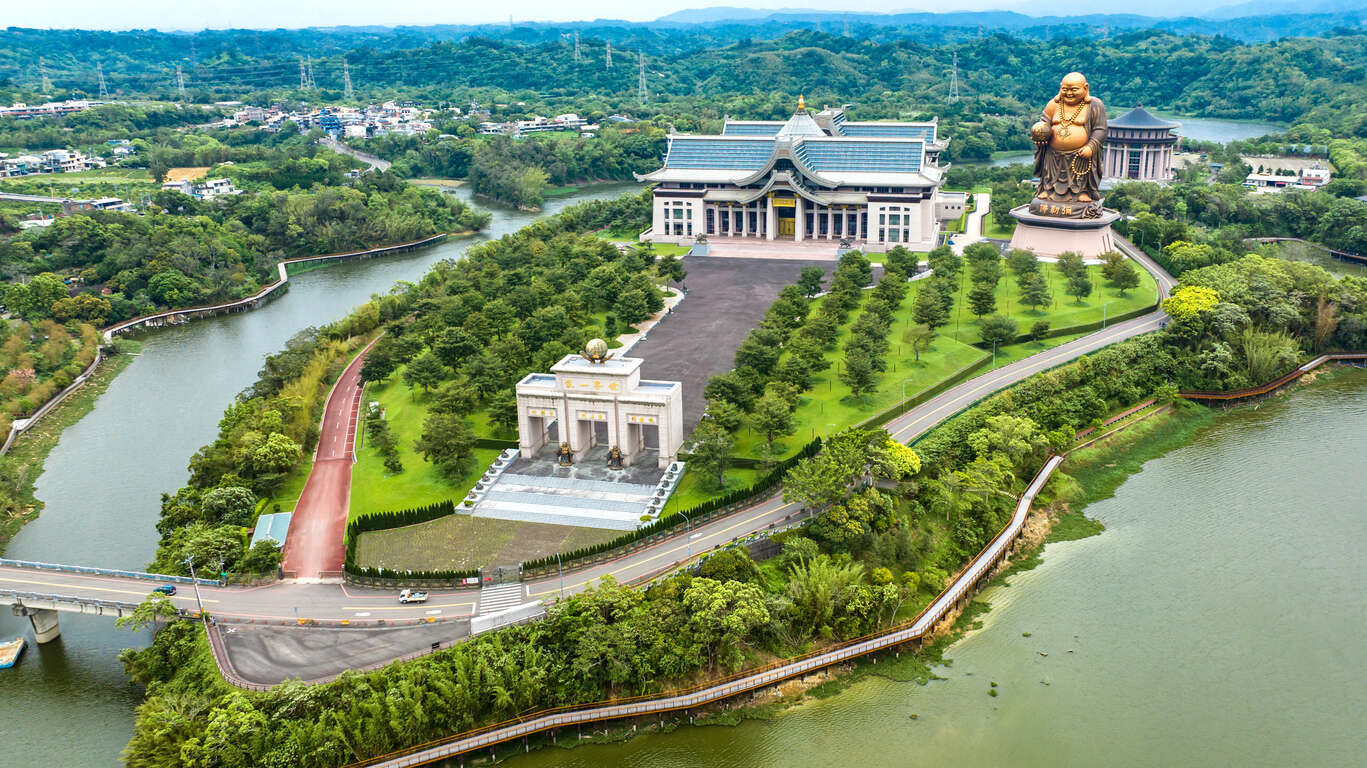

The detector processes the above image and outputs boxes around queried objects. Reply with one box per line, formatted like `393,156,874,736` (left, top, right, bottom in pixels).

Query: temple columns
766,198,776,241
794,198,804,242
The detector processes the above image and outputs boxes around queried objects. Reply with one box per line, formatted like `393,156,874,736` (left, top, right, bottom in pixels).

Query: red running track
280,346,369,580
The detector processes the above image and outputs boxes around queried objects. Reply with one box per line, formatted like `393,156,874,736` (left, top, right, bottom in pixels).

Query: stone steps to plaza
492,482,656,505
473,501,643,531
495,473,657,497
483,490,646,515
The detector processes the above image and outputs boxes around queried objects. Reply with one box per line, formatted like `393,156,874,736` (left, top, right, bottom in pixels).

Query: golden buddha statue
1030,72,1107,212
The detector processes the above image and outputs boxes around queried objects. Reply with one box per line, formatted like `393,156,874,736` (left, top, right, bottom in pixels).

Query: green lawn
665,464,765,515
937,263,1157,345
732,291,987,461
350,374,502,520
983,214,1016,239
727,259,1154,461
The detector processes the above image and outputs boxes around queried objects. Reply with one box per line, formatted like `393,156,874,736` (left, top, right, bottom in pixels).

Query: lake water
505,369,1367,768
973,113,1286,167
0,183,640,768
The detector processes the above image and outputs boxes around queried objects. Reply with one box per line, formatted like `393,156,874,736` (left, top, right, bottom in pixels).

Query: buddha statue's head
1056,72,1090,106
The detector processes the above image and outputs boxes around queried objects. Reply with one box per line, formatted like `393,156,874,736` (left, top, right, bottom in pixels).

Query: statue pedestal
1008,205,1121,258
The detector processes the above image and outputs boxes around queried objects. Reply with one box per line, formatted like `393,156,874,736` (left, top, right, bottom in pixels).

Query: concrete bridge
0,558,214,642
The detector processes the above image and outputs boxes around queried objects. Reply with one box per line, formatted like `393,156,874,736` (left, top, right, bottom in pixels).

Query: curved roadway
0,237,1173,625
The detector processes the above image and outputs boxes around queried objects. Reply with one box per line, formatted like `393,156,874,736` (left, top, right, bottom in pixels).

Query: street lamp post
183,557,206,617
679,508,692,559
556,552,564,599
1102,301,1113,329
991,339,999,370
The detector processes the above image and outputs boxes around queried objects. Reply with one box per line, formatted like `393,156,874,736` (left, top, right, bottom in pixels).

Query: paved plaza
632,254,842,430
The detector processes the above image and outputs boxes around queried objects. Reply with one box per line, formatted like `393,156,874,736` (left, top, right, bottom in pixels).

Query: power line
38,57,52,93
843,13,850,37
605,42,612,70
96,62,109,99
574,31,581,64
299,56,311,90
176,64,186,98
342,60,354,100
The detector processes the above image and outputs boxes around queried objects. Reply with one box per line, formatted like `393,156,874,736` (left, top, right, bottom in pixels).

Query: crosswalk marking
478,583,525,615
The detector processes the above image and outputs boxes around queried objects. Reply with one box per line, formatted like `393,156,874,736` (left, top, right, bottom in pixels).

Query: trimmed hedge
474,437,518,449
521,437,822,573
343,500,479,581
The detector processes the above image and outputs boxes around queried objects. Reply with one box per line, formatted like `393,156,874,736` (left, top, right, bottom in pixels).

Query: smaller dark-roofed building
1104,106,1181,183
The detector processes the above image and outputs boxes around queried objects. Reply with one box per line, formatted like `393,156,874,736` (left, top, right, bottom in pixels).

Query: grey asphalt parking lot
634,256,840,430
218,621,471,685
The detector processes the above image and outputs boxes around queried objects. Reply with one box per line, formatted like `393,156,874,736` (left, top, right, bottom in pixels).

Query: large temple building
1103,107,1181,183
637,102,958,252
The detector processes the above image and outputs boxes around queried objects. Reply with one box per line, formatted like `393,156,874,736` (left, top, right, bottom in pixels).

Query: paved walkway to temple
280,342,371,581
703,237,848,260
631,255,839,430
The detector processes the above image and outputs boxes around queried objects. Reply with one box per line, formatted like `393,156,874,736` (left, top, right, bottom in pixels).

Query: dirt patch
165,166,210,182
357,514,620,571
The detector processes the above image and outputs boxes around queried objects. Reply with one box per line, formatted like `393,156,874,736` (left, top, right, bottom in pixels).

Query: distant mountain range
637,5,1367,43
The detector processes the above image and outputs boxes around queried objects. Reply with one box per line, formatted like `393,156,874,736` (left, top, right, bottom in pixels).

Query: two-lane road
0,564,476,623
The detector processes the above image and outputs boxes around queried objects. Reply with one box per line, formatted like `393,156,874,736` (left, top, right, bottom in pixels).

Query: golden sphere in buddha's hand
1030,121,1052,143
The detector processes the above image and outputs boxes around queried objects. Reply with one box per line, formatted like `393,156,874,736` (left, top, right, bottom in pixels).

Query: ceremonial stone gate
514,350,683,469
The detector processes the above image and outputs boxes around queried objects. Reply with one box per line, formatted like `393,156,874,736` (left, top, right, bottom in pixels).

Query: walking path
279,341,372,581
951,192,990,253
321,137,392,172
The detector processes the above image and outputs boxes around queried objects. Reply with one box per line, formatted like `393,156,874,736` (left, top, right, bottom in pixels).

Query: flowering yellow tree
1161,285,1221,322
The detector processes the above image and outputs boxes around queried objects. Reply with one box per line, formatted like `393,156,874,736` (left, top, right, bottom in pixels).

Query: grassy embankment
0,340,140,553
0,167,159,203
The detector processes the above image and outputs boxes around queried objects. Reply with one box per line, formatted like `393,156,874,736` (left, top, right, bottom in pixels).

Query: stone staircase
471,473,658,531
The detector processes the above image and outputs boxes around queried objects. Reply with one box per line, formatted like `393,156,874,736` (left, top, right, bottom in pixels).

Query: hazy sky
7,0,1221,32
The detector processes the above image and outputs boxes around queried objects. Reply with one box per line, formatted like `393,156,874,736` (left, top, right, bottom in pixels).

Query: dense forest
6,29,1367,140
0,119,489,326
5,8,1367,99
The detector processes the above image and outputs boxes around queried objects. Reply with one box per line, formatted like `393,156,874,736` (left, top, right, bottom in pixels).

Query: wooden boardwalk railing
344,455,1066,768
1180,352,1367,401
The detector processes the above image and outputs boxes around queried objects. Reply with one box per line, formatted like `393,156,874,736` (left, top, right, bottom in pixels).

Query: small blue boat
0,637,26,669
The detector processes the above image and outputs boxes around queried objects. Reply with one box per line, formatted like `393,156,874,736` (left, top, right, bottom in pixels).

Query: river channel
0,183,639,767
973,113,1286,167
506,369,1367,768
